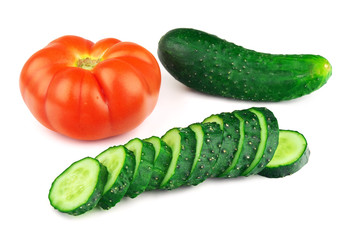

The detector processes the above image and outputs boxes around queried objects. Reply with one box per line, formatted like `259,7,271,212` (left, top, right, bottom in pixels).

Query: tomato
20,36,161,140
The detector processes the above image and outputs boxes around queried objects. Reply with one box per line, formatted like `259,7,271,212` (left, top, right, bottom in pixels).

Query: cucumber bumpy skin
49,108,310,215
124,138,155,198
203,112,241,177
95,146,135,209
187,122,223,186
241,107,279,176
158,28,332,101
161,127,196,190
219,110,261,178
144,136,172,191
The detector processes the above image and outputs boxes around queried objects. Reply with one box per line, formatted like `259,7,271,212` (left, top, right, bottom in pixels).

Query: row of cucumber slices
49,107,309,215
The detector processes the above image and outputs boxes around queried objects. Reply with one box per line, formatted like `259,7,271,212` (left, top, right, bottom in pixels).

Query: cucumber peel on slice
160,127,196,190
95,146,135,209
186,122,222,186
241,108,279,176
125,138,155,198
258,130,310,178
203,112,241,177
144,136,172,191
220,110,261,178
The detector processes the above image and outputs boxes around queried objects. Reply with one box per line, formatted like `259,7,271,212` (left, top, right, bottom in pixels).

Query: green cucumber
203,112,241,177
49,107,311,215
219,110,261,177
259,130,310,178
125,138,155,198
241,107,279,176
158,28,332,101
186,122,223,186
144,136,172,191
48,157,107,215
95,145,135,209
160,127,196,190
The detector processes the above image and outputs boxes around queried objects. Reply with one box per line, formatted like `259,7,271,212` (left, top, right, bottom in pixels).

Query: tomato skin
20,36,161,140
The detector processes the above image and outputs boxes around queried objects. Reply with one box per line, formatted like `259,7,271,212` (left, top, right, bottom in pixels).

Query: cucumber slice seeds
49,108,310,215
48,157,107,215
258,130,310,178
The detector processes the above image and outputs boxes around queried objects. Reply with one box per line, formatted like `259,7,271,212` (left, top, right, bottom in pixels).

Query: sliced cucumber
95,145,135,209
259,130,310,178
187,122,222,186
125,138,155,198
48,157,107,215
160,127,196,190
144,136,172,191
203,112,241,177
241,107,279,176
48,107,311,216
219,110,260,177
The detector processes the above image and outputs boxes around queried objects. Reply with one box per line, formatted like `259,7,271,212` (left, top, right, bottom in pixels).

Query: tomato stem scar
76,57,101,70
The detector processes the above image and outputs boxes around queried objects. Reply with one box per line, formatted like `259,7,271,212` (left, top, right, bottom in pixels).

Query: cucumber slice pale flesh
258,130,310,178
48,157,108,215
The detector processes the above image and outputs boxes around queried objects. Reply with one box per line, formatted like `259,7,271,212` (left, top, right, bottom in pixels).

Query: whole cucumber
158,28,332,101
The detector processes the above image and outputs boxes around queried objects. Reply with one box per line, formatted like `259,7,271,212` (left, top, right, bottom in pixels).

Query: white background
1,0,354,239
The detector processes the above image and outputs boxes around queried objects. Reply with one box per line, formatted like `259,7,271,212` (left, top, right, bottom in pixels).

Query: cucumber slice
161,127,196,190
219,110,260,177
241,107,279,176
125,138,155,198
259,130,310,178
48,157,107,216
144,136,172,191
203,112,241,177
187,122,223,186
95,145,135,209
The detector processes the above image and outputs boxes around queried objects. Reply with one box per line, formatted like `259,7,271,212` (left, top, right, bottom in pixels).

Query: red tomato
20,36,161,140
